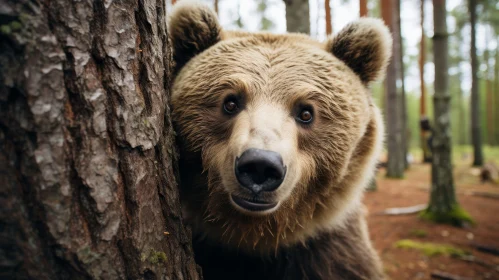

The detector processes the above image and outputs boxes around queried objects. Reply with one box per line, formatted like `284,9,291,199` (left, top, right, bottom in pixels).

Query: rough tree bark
469,0,484,166
0,0,200,279
381,0,405,178
284,0,310,34
421,0,472,227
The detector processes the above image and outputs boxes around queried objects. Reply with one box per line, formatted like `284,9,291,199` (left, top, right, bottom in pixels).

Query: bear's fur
169,1,391,279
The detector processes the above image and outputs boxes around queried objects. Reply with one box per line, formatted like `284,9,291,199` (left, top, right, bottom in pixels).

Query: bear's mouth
230,194,278,212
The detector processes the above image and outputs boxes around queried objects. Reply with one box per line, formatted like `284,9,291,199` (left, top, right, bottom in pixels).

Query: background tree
420,0,433,162
420,0,472,226
469,0,484,166
258,0,275,31
381,0,405,178
397,0,408,169
0,0,200,278
325,0,332,35
283,0,310,34
360,0,368,17
234,1,244,29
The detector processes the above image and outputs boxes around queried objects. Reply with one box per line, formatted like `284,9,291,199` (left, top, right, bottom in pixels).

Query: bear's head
169,1,391,253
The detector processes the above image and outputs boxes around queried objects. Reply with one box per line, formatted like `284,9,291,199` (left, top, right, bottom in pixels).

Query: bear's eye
297,108,313,124
223,97,239,115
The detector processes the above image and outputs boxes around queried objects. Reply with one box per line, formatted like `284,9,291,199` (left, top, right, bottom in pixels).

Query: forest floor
366,149,499,280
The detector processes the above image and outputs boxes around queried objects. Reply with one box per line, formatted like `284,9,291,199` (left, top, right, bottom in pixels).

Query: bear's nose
235,148,286,194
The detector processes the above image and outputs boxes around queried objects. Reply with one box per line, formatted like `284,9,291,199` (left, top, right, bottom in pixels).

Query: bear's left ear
325,18,392,84
169,1,222,71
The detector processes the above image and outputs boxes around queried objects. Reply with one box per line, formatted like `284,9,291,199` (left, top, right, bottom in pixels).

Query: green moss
10,21,22,31
409,229,428,238
149,251,167,264
395,239,468,257
0,21,22,35
140,250,167,264
19,13,30,24
0,25,11,35
420,204,474,227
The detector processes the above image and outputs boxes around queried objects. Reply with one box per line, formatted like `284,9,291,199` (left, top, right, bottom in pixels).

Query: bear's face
170,1,391,252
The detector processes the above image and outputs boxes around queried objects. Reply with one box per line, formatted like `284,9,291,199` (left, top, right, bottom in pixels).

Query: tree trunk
456,58,467,146
484,29,493,146
360,0,376,190
420,0,432,162
421,0,472,227
0,1,200,279
284,0,310,34
325,0,332,35
495,39,499,146
396,0,408,169
360,0,368,17
381,0,405,178
469,0,484,166
214,0,219,15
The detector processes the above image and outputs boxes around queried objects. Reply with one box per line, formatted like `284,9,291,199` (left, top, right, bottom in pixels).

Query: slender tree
421,0,472,226
496,39,499,145
381,0,405,178
484,27,494,145
326,0,332,35
0,0,200,278
284,0,311,34
360,0,368,17
258,0,275,31
214,0,219,15
420,0,433,162
361,0,378,192
469,0,484,166
396,0,408,169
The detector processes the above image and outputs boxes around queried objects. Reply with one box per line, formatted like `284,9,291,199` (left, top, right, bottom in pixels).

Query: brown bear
169,1,391,279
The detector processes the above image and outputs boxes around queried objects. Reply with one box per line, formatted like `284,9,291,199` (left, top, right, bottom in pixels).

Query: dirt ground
365,162,499,280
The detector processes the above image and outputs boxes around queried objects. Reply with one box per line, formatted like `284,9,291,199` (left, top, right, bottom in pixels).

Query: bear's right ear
325,18,392,85
169,1,222,71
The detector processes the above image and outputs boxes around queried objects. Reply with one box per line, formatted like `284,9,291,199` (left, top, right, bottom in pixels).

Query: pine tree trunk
431,0,455,209
360,0,368,17
419,0,432,162
495,40,499,146
469,0,484,166
284,0,310,34
325,0,332,35
484,30,493,146
422,0,471,227
396,0,408,169
0,1,200,279
382,0,405,178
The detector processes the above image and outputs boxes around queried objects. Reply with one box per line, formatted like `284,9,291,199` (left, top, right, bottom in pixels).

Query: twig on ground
430,271,471,280
471,243,499,256
457,255,499,271
470,191,499,199
377,204,427,215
